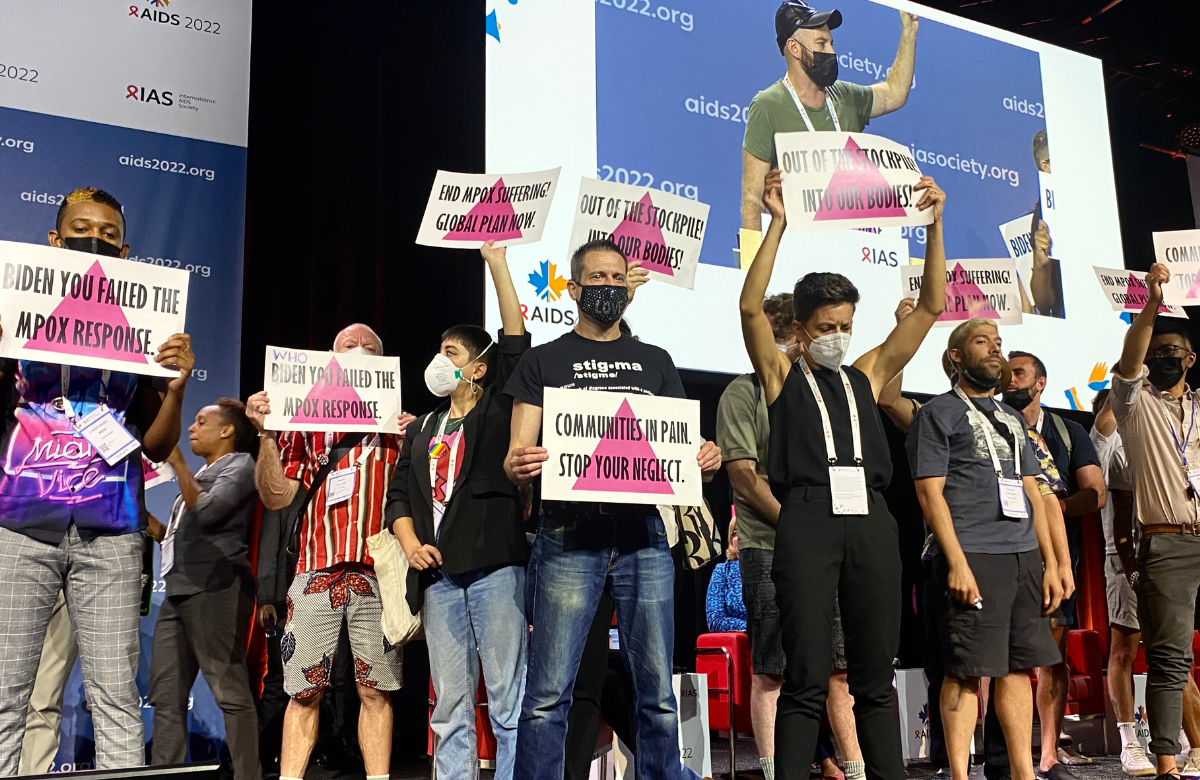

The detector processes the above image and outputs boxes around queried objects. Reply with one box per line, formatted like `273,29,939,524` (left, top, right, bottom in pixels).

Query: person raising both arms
738,168,946,780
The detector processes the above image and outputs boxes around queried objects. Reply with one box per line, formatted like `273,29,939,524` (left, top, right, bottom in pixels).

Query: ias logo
126,85,174,105
528,260,568,302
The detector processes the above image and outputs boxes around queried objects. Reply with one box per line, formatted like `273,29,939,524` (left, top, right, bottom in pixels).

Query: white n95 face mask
804,331,851,371
345,346,370,356
424,353,464,397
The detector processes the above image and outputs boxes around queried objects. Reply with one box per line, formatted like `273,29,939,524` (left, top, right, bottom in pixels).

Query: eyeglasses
1147,345,1192,359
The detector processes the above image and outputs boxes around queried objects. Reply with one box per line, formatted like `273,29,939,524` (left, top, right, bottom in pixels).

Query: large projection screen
484,0,1125,406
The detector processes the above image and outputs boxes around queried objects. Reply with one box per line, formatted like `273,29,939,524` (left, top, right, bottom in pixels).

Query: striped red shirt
278,431,401,574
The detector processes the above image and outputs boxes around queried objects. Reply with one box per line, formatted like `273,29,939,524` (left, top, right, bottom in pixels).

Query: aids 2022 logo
129,0,224,35
524,260,576,327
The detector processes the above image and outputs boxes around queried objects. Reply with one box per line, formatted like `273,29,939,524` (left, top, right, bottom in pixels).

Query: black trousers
772,488,904,780
150,581,260,780
563,589,636,780
922,558,949,770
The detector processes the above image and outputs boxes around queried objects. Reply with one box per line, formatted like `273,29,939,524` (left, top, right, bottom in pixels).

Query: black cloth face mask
1147,356,1186,390
577,284,628,325
802,45,839,89
1002,387,1035,411
62,236,123,258
960,364,1001,391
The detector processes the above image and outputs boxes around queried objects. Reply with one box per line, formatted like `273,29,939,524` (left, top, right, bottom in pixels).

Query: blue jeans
424,564,527,780
516,512,698,780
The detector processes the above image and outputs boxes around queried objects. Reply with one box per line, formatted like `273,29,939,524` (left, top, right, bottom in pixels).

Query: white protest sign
541,388,702,506
900,259,1023,327
774,131,934,231
263,346,402,433
142,455,175,490
1092,267,1186,319
999,214,1035,266
415,168,560,248
1038,171,1057,220
569,178,709,290
0,240,188,377
1153,229,1200,306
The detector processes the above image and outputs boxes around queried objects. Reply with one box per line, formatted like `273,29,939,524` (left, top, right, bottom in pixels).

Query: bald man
246,325,413,780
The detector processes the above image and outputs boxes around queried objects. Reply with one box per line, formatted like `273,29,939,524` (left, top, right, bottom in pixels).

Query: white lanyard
354,434,380,466
162,455,227,576
953,385,1016,478
782,75,841,133
428,413,462,504
1035,409,1044,434
797,355,861,466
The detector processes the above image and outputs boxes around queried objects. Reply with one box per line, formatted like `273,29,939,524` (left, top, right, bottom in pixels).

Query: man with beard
1111,263,1200,779
907,318,1063,780
741,0,918,230
985,352,1103,780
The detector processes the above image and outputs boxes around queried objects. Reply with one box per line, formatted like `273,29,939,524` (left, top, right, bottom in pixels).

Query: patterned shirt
278,430,401,574
705,559,747,633
0,361,161,543
1027,429,1067,497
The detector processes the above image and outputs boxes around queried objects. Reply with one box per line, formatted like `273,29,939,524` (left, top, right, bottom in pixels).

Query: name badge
998,477,1029,519
1188,468,1200,499
325,467,357,505
829,466,869,516
76,405,140,467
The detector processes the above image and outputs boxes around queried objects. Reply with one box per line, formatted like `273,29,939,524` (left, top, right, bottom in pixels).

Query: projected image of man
1019,131,1065,319
741,0,918,230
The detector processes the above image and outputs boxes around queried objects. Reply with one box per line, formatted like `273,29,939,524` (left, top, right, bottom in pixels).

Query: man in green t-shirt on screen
741,0,919,230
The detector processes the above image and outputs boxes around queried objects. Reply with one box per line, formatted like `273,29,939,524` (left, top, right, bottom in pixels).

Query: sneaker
1122,742,1157,777
1036,764,1081,780
1181,750,1200,779
1059,746,1094,766
932,769,952,780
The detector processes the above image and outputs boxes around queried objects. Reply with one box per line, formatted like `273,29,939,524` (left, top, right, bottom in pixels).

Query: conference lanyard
953,384,1028,519
161,455,227,576
796,355,866,515
1161,391,1200,497
324,433,379,506
56,365,111,423
429,413,462,535
1036,408,1044,434
782,75,841,133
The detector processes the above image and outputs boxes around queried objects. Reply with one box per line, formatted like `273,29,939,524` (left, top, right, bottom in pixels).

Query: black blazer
385,331,531,612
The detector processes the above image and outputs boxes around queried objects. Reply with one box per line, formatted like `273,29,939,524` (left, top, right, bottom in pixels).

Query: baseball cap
775,1,843,53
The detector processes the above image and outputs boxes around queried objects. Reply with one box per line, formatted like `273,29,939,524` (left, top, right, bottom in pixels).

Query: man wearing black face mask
986,351,1103,780
504,238,723,780
1112,263,1200,779
741,0,918,230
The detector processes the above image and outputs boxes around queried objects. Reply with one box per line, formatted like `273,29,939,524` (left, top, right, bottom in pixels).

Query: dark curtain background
240,0,1199,760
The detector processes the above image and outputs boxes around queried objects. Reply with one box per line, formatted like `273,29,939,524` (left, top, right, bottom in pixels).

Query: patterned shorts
281,565,402,697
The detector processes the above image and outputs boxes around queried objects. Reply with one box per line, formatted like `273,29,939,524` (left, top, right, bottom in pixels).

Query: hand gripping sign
0,239,189,377
1152,229,1200,307
541,388,702,506
416,168,560,248
1092,267,1186,319
263,346,402,433
901,259,1023,327
774,132,934,231
568,178,710,290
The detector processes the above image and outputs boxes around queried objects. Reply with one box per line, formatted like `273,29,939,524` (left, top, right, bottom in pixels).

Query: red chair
1030,630,1104,717
427,672,498,772
697,632,753,774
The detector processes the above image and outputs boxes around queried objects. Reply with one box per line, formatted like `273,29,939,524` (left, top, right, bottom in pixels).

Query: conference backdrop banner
0,1,252,768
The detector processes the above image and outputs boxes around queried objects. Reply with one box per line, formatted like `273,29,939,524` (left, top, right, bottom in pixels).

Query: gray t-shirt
907,391,1041,554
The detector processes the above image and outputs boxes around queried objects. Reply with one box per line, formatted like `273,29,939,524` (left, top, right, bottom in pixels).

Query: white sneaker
1181,749,1200,779
1121,742,1156,777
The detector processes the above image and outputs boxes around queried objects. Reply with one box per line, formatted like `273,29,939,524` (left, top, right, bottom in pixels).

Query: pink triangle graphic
289,356,378,426
23,260,148,365
1124,273,1175,315
941,263,1000,321
572,398,675,495
442,177,523,242
813,137,909,222
610,192,674,277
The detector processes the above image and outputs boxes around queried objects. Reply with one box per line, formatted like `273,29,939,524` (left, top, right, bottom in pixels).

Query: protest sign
774,132,934,231
142,455,175,490
416,168,560,248
568,178,710,290
900,259,1023,327
1038,171,1057,220
999,214,1035,266
540,388,702,506
262,346,402,433
0,240,189,377
1152,229,1200,306
1092,267,1186,319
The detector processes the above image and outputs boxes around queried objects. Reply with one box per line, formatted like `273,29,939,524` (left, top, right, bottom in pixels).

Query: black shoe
932,768,952,780
1036,764,1081,780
